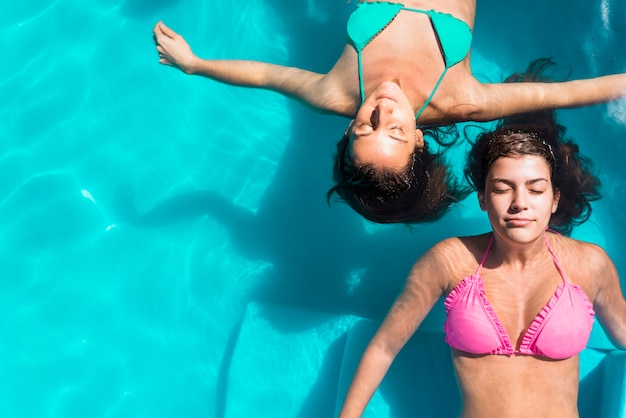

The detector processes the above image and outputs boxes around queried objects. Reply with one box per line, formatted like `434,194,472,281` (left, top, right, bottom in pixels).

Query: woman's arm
460,74,626,122
338,241,454,417
590,244,626,349
153,22,343,113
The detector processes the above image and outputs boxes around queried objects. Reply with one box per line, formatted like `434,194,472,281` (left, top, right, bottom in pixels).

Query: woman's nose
510,191,528,211
370,106,380,128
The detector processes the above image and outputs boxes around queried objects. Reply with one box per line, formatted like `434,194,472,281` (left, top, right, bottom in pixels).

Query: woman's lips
505,218,532,227
376,94,397,102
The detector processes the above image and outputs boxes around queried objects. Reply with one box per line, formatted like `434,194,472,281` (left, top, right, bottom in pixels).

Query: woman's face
479,155,560,244
349,82,423,171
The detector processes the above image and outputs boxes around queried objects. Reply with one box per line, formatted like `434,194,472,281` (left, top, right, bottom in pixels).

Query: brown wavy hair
464,59,601,235
327,125,470,224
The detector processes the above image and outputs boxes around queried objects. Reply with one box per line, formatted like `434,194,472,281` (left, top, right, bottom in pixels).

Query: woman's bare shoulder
316,47,361,116
404,234,488,294
421,68,484,123
551,234,615,287
431,234,489,256
552,234,609,262
421,234,490,274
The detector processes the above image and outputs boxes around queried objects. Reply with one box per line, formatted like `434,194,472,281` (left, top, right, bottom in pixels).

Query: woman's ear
552,188,561,214
344,119,355,136
415,128,425,152
478,191,486,211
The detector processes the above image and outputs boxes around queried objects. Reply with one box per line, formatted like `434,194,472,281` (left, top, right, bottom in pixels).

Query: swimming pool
1,0,625,417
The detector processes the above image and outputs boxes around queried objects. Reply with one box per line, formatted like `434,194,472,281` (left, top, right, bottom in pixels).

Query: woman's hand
150,21,341,114
153,21,199,74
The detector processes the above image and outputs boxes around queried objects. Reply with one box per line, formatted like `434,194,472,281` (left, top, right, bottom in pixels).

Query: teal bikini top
347,1,472,122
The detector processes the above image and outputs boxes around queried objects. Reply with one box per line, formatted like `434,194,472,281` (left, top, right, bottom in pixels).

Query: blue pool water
1,0,625,417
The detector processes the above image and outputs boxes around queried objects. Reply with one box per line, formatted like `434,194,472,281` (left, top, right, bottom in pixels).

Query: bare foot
153,21,198,74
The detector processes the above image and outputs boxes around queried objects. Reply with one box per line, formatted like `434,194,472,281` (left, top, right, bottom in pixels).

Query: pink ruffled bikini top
444,235,595,359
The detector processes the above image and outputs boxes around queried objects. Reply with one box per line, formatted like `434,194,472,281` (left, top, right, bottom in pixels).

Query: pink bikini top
444,236,595,359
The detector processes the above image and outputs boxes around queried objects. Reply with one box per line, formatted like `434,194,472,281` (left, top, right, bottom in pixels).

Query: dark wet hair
464,60,601,235
327,125,470,224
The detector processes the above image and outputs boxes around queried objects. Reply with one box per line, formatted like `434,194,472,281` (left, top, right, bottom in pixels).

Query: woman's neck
488,232,551,271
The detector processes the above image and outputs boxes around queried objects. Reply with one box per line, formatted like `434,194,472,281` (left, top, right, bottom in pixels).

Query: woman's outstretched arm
590,243,626,350
153,21,344,113
462,73,626,122
338,240,453,417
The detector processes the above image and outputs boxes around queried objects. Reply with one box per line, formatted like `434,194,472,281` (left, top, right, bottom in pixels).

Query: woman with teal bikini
153,0,626,224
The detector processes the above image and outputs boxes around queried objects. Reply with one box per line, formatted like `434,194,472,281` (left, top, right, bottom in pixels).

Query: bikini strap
358,51,366,103
475,235,493,275
544,235,569,284
414,67,447,122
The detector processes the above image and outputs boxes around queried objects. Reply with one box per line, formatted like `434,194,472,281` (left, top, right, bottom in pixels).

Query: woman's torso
454,353,581,418
325,0,478,121
440,233,596,417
